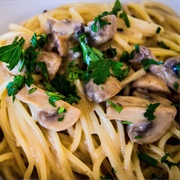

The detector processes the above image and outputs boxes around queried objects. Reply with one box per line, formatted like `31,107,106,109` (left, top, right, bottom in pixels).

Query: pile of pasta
0,1,179,180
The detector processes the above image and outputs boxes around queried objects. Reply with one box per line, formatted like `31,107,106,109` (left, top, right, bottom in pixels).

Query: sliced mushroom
16,85,81,131
106,92,177,144
130,46,156,70
85,15,117,46
36,51,62,80
132,72,170,94
84,76,122,103
45,19,84,56
150,56,180,93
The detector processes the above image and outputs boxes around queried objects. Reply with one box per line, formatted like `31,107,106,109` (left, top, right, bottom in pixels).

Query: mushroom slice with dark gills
85,15,117,46
150,56,180,93
106,93,177,144
45,19,84,57
132,72,170,94
16,85,81,131
36,51,62,80
84,76,122,103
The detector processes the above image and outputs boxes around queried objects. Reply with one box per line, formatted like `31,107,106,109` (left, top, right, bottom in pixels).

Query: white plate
0,0,179,35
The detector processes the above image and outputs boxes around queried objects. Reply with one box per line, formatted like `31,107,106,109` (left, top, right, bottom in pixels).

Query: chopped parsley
0,37,25,70
102,46,117,58
137,152,157,167
91,0,122,32
67,61,85,82
30,33,48,49
121,120,132,124
161,153,178,169
45,73,80,107
107,100,123,113
57,106,66,114
134,135,143,139
144,103,160,121
173,82,179,91
79,33,129,85
36,61,49,80
91,11,111,32
6,75,26,101
156,27,161,34
28,87,37,94
141,59,162,71
119,11,130,28
46,91,65,107
57,106,66,121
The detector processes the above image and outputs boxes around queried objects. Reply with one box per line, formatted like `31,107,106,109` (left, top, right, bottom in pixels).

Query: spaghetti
0,1,179,180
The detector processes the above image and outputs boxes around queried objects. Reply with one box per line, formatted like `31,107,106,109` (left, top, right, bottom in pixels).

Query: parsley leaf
173,82,179,91
36,61,49,80
67,61,85,82
0,37,25,70
161,153,178,169
91,11,111,32
79,34,102,65
28,87,37,94
30,33,47,49
119,11,130,28
110,0,122,16
137,152,157,167
6,75,26,101
51,74,81,105
102,46,117,58
79,33,129,85
121,120,132,124
91,0,122,32
141,59,162,71
144,103,160,121
107,100,123,113
88,59,111,85
45,91,65,107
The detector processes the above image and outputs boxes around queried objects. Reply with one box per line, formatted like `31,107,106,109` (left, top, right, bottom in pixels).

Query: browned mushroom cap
106,92,177,144
130,46,156,70
132,72,170,94
85,15,117,46
45,19,84,57
84,76,122,103
36,51,62,80
16,85,81,131
150,56,180,93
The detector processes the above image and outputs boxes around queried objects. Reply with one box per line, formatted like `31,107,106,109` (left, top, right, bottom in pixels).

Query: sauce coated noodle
0,1,179,180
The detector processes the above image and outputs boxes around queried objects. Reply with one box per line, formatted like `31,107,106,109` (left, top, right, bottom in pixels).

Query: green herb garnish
6,75,26,101
102,46,117,58
28,87,37,94
141,59,162,70
0,37,25,70
91,0,122,32
173,82,179,91
121,120,132,124
79,33,129,84
144,103,160,121
119,11,130,28
161,153,178,169
137,152,157,167
107,100,123,113
134,135,143,139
